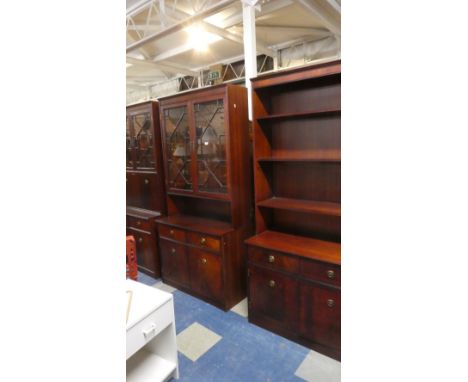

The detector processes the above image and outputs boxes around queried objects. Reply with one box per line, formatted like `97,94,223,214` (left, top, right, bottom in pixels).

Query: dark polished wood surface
157,84,253,310
246,61,341,360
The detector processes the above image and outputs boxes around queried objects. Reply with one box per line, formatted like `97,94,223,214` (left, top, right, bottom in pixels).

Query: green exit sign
208,71,220,80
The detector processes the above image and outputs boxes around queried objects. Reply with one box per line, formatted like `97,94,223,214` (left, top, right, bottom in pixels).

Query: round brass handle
268,255,275,263
137,221,141,226
171,248,176,254
327,299,335,308
200,237,207,245
170,229,174,235
201,258,207,264
138,237,143,243
269,280,276,288
327,270,335,279
144,179,149,184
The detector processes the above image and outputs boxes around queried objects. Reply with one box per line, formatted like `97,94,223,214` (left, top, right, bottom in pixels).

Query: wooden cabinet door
248,266,298,330
188,247,223,302
126,172,140,207
128,229,159,277
126,115,135,169
132,111,157,170
138,172,163,212
299,283,341,351
159,239,189,287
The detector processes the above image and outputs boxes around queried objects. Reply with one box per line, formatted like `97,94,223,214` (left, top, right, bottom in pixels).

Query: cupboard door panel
162,106,192,191
188,247,223,302
299,283,340,350
194,99,228,195
248,266,298,329
138,172,164,212
128,229,159,277
159,239,189,286
126,172,140,207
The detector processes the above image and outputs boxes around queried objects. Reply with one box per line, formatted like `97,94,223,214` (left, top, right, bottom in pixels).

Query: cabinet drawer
127,215,153,232
159,239,189,287
159,224,186,242
248,246,299,273
188,247,223,302
126,300,174,360
300,260,340,286
187,232,221,252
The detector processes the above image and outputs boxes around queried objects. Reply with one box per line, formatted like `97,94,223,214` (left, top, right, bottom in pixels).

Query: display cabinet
157,84,253,311
245,60,341,360
126,101,167,277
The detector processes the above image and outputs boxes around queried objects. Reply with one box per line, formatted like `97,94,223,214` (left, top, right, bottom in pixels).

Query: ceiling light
185,25,221,52
126,63,133,68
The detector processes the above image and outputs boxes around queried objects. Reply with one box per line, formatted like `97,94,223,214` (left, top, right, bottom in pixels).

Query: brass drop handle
144,178,149,184
327,270,335,279
138,237,143,243
201,258,207,264
327,299,335,308
268,255,275,263
200,237,207,245
171,248,176,254
269,280,276,288
170,229,174,235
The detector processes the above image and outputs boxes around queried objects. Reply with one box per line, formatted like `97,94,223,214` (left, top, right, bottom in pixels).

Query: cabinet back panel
169,195,231,223
256,75,340,115
270,162,340,202
270,209,341,243
270,116,340,159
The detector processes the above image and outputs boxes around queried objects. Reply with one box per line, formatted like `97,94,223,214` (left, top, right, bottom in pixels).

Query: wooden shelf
245,230,340,265
126,206,162,219
157,214,234,236
256,108,340,122
167,190,231,202
257,197,340,217
257,157,340,163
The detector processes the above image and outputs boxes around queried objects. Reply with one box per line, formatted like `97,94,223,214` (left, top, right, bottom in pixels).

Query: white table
126,279,179,382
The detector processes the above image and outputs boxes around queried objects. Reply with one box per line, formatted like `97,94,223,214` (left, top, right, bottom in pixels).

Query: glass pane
133,112,156,169
163,106,192,190
194,99,227,194
126,116,134,168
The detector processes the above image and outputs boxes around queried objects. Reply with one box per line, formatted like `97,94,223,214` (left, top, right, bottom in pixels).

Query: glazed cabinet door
159,239,189,287
188,247,223,302
128,229,159,277
193,99,228,195
299,283,341,351
248,266,298,330
162,105,193,192
126,115,135,169
131,111,157,170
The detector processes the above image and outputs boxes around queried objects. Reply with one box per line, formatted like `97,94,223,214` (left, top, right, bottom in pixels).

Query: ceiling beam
127,0,237,53
294,0,340,36
126,56,198,76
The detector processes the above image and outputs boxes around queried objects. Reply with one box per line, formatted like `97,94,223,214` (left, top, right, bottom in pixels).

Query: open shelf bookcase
246,60,341,360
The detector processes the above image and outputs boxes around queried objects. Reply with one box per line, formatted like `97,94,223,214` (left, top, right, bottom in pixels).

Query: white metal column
242,0,258,120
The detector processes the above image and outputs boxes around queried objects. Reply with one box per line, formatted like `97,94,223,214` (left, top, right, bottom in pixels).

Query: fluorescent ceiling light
185,25,222,52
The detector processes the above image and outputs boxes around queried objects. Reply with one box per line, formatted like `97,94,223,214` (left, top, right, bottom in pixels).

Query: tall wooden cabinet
126,101,167,277
157,84,253,310
245,61,341,360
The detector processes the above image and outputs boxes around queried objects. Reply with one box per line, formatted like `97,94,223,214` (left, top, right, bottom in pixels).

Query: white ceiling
126,0,340,98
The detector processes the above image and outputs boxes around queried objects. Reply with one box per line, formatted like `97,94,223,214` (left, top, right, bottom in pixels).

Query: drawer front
187,231,221,252
299,283,340,351
248,266,298,329
126,300,174,359
188,247,223,302
300,260,341,286
127,215,153,232
159,224,186,242
159,239,189,286
248,246,299,273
